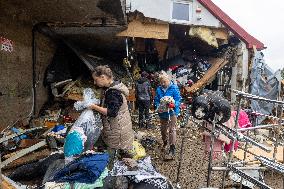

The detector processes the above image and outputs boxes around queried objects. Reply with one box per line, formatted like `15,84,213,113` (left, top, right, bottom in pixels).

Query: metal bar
237,124,281,132
221,96,242,189
125,38,129,57
239,130,249,188
217,124,272,152
273,105,282,161
231,89,284,105
1,140,47,168
192,118,272,152
212,167,267,171
247,111,284,122
207,117,217,187
176,128,186,184
228,164,272,189
0,127,44,144
255,156,284,174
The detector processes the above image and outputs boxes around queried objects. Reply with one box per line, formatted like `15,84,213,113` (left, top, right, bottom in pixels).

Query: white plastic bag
74,88,100,111
64,89,102,160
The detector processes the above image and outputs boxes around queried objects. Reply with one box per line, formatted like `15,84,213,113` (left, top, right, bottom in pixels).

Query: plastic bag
131,141,146,160
64,88,102,160
74,88,100,111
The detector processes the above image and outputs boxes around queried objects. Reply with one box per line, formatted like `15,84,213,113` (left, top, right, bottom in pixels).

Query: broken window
171,1,192,22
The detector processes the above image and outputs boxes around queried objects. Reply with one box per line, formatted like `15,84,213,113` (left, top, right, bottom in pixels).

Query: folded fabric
111,156,170,189
53,153,109,183
71,168,108,189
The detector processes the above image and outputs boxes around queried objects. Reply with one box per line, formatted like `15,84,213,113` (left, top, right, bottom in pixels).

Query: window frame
170,0,193,24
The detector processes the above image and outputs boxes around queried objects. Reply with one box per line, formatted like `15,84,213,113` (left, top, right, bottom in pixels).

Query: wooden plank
1,141,47,168
117,20,169,39
0,127,44,144
3,149,51,170
234,145,284,163
1,175,24,189
185,58,228,94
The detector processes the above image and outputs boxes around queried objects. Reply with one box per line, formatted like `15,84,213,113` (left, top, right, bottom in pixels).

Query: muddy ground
137,120,283,189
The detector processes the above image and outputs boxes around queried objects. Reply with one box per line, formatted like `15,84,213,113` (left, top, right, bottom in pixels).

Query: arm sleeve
173,86,181,114
148,83,152,100
105,89,123,117
154,88,161,110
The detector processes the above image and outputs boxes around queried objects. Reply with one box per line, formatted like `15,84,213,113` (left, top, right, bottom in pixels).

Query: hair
158,71,170,81
92,65,113,79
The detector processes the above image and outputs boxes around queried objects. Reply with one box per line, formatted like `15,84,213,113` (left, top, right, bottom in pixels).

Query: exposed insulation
188,27,219,48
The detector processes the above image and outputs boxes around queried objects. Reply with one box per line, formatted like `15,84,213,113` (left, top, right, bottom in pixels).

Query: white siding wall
127,0,222,27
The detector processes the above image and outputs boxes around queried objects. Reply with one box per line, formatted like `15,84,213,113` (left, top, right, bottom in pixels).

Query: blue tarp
250,51,282,124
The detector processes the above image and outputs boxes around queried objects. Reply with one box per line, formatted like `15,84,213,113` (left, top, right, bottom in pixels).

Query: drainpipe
31,22,48,118
32,25,37,117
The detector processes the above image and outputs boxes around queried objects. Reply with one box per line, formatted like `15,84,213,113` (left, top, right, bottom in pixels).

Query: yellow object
117,20,169,39
189,27,218,48
132,141,146,160
44,120,58,128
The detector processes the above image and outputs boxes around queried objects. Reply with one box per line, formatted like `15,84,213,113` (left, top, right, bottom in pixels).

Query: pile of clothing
166,55,211,88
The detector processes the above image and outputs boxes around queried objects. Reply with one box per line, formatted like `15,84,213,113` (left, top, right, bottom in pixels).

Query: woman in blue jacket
154,71,181,158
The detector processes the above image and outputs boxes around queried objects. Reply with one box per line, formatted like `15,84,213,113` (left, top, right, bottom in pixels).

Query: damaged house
1,0,283,188
123,0,266,102
0,0,268,130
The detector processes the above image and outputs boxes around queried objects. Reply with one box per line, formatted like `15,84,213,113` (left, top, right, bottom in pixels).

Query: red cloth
224,110,251,152
204,135,223,160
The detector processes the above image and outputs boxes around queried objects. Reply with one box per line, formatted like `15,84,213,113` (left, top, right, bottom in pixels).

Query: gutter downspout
32,25,37,117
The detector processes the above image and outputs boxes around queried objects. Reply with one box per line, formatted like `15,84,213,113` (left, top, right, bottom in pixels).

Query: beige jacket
101,82,134,150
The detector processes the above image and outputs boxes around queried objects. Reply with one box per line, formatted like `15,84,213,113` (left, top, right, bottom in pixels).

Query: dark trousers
137,100,150,126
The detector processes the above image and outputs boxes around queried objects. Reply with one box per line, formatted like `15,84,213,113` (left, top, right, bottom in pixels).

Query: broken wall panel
188,27,219,48
117,20,169,39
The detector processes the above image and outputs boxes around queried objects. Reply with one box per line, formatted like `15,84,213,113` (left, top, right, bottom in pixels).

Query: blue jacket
154,82,181,119
53,153,109,183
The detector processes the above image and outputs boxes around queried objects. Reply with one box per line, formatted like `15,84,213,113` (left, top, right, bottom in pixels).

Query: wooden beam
1,141,47,168
3,149,51,170
185,58,228,94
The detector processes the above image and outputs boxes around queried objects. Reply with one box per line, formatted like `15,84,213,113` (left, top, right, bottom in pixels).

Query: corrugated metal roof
197,0,265,50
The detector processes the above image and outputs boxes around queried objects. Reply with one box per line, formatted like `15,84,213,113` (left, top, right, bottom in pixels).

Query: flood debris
1,1,283,189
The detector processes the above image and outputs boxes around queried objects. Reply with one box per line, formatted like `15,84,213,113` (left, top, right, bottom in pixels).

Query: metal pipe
237,124,281,132
176,127,186,185
32,27,37,116
247,111,284,122
125,38,129,57
221,95,242,189
231,89,284,105
239,130,249,188
206,117,217,187
212,167,267,171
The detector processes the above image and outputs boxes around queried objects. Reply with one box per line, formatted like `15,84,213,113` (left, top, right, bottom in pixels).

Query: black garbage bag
131,178,173,189
191,95,210,120
9,153,64,181
207,94,231,123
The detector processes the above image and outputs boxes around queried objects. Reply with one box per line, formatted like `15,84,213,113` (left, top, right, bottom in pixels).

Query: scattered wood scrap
185,58,228,94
